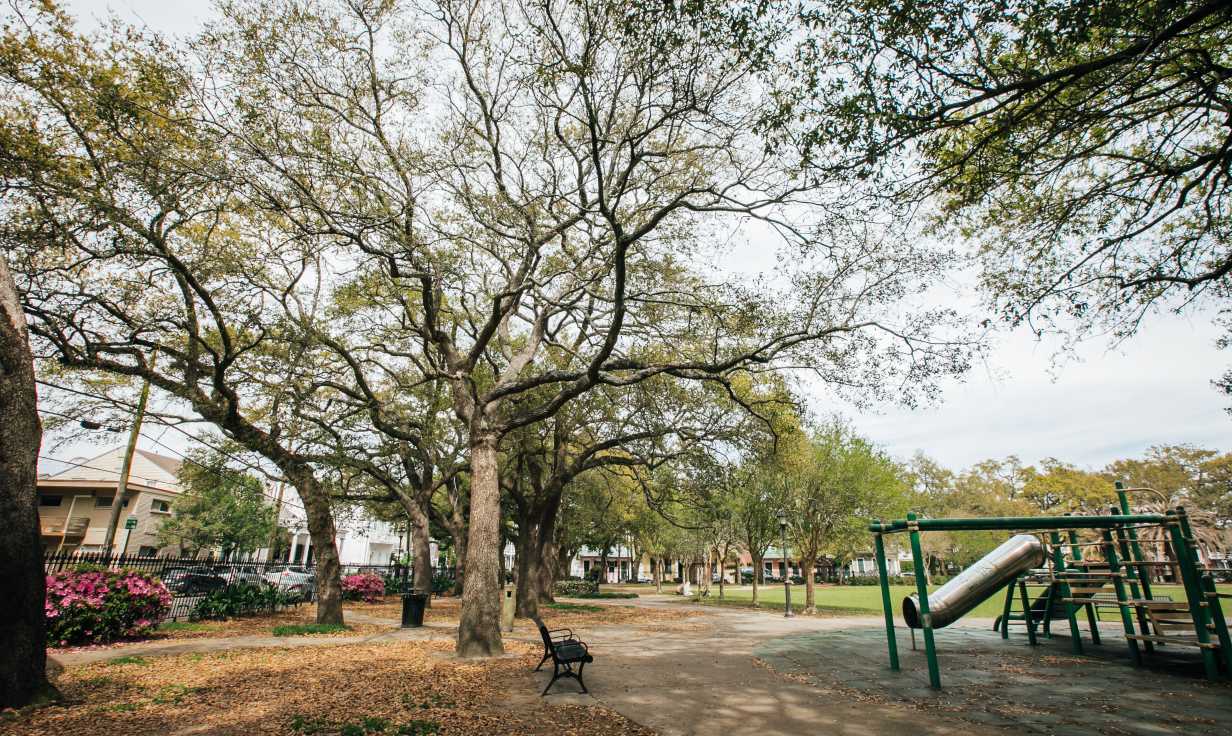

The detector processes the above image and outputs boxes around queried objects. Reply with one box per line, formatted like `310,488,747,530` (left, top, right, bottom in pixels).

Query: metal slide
903,534,1046,629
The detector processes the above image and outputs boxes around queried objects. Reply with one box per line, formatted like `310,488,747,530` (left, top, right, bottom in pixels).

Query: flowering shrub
341,572,385,603
45,567,172,646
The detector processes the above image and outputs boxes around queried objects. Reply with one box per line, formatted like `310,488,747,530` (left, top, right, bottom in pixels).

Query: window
857,558,866,574
138,546,158,556
95,496,130,508
40,495,63,507
151,499,171,513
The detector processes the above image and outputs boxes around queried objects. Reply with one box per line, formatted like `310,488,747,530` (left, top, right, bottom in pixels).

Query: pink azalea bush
341,572,385,603
45,567,172,647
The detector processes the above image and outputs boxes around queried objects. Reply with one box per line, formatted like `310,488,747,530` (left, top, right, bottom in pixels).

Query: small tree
157,450,277,558
729,466,786,607
789,422,910,612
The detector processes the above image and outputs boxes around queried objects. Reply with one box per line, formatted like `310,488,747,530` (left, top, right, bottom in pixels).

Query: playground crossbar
868,514,1168,534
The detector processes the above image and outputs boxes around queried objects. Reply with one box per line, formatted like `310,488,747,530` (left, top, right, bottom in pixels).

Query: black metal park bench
535,620,593,696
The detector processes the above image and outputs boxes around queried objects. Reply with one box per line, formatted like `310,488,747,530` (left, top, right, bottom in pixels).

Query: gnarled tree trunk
402,494,433,606
292,471,344,625
457,433,503,657
0,258,56,708
514,483,563,619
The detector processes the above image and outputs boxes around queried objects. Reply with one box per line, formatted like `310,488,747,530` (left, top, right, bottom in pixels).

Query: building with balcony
38,447,183,556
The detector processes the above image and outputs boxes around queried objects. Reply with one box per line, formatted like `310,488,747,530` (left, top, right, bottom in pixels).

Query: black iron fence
43,550,424,622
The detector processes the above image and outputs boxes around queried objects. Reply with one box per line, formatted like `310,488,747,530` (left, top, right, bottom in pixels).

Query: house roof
42,446,183,494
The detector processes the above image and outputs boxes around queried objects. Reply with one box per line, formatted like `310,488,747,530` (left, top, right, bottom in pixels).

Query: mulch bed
9,639,655,736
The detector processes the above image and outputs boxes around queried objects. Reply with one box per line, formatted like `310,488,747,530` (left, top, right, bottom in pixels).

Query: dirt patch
13,639,653,736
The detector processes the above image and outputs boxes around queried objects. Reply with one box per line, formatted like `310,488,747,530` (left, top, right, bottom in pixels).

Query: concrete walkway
521,595,991,736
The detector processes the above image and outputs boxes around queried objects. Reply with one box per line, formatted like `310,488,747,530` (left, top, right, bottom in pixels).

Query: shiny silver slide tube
902,534,1046,629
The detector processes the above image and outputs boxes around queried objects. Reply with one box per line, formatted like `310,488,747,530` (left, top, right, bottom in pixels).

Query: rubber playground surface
755,626,1232,735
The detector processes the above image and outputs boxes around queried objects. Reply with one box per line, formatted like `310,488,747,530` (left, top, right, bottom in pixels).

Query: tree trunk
549,543,571,601
803,553,817,613
294,472,344,625
538,538,559,604
751,554,762,607
0,258,57,708
653,557,663,593
514,483,562,619
513,506,540,619
457,434,504,657
407,498,433,607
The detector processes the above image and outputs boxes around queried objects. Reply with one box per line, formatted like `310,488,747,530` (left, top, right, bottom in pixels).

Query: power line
36,407,308,514
36,380,305,501
138,430,308,513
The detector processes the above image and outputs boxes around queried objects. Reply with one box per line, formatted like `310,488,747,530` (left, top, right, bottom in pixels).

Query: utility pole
101,372,152,556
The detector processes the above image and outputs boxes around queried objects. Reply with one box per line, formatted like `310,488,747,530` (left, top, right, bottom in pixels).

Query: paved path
520,595,990,736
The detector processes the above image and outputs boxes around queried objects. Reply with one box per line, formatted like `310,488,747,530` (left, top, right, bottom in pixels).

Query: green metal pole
999,578,1015,640
907,513,941,688
1116,482,1155,603
1166,510,1219,680
1018,579,1038,646
1174,508,1231,676
1100,526,1142,666
1067,527,1102,644
871,514,1168,533
1050,531,1084,655
873,528,899,671
1110,493,1154,652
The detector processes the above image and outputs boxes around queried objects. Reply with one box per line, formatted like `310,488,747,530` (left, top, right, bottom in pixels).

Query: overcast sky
47,0,1232,475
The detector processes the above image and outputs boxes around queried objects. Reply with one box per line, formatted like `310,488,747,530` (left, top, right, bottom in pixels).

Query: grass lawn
667,582,1229,619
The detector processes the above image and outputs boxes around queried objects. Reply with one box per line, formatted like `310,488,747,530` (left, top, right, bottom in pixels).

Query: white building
39,445,433,567
275,486,436,568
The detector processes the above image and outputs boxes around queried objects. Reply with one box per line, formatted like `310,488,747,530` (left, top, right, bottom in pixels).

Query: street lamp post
776,509,793,618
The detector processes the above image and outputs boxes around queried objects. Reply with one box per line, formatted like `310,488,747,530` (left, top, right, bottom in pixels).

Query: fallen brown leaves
12,639,654,736
345,597,701,632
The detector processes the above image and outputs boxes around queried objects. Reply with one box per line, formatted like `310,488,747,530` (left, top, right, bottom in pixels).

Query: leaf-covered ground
11,639,655,736
354,596,701,631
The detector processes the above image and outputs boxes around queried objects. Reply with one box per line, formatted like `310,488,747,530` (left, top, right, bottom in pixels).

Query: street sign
124,517,138,530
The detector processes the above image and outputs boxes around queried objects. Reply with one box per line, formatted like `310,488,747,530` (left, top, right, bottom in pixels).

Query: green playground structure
867,483,1232,688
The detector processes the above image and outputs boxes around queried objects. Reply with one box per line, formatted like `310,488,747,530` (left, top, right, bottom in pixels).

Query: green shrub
382,573,412,595
553,579,598,596
430,570,456,595
191,583,293,620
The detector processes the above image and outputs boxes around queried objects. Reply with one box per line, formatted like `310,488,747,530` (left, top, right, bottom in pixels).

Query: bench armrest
548,627,573,640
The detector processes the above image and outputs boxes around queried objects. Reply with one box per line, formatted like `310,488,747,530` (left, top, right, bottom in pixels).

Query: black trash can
401,590,429,628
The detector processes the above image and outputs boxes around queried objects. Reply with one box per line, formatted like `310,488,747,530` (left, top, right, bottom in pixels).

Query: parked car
264,566,316,596
223,565,271,588
162,566,228,595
